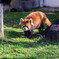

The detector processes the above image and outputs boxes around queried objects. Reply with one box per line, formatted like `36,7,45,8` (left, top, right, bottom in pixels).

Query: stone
42,19,59,40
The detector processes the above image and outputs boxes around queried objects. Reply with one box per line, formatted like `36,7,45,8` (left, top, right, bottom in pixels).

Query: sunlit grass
0,12,59,58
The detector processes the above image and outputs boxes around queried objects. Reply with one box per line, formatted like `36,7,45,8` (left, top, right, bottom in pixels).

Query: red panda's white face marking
20,18,34,31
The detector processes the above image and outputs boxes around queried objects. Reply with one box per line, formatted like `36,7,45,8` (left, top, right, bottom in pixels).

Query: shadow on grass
0,37,59,48
4,30,24,38
2,27,59,48
4,29,41,39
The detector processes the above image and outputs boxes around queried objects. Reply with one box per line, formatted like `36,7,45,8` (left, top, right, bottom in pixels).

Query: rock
10,0,40,11
42,19,59,40
3,0,40,12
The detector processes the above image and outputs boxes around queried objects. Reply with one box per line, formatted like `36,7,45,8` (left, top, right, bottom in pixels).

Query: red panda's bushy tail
43,15,52,27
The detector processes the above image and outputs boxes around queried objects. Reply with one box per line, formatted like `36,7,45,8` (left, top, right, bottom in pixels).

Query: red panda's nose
23,27,29,31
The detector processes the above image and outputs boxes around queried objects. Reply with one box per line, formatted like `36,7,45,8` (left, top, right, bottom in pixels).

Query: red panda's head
19,18,34,31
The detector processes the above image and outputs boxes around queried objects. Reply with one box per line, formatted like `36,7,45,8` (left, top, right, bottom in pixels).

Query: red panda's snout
22,26,30,31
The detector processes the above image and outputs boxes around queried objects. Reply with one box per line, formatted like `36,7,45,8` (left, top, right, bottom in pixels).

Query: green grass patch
0,12,59,58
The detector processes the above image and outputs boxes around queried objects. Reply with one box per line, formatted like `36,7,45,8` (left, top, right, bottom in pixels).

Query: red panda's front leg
24,30,33,38
28,30,33,38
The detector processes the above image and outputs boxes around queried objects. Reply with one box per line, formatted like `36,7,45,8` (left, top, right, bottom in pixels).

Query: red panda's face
19,18,34,31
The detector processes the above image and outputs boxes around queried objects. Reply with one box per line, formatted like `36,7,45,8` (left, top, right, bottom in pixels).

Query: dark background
0,0,11,4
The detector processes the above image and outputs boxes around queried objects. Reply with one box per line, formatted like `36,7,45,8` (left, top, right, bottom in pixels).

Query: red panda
19,11,52,38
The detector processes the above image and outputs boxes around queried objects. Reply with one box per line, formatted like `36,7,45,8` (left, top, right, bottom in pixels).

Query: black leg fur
24,31,29,37
24,30,33,38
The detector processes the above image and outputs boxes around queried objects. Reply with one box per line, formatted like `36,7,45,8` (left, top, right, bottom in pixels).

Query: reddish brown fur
20,11,52,38
24,11,51,29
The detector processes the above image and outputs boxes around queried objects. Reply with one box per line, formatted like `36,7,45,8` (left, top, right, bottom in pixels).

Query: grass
0,12,59,58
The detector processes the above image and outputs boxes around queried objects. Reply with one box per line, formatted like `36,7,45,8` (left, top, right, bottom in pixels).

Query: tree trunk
0,3,4,38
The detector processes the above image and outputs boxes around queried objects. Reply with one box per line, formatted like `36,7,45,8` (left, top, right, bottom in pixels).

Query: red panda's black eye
23,26,25,27
27,21,28,23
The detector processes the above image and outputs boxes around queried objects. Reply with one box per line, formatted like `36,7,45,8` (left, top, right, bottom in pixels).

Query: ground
0,12,59,58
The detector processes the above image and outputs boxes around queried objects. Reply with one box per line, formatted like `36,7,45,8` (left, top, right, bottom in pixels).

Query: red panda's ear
19,18,24,25
29,18,34,26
